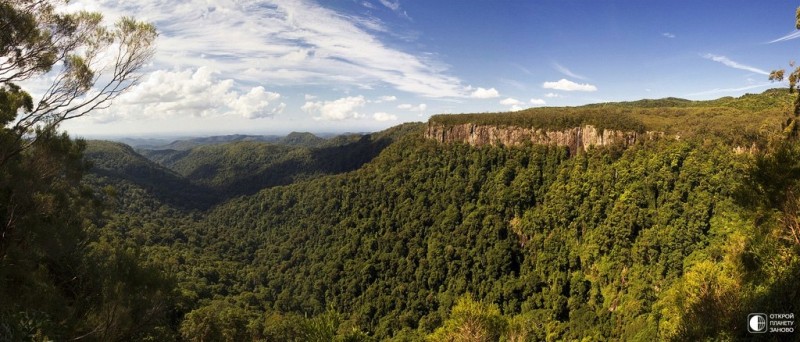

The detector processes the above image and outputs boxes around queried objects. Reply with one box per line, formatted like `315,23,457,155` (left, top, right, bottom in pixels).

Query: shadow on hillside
211,134,394,204
86,124,422,211
89,166,218,211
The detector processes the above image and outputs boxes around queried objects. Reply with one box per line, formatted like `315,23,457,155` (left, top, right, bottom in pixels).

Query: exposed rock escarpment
426,122,663,154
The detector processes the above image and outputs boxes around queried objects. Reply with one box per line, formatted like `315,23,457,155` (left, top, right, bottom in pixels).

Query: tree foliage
2,3,799,338
66,86,800,339
0,1,169,340
1,0,156,163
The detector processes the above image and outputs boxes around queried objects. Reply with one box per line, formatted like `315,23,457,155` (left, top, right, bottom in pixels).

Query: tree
764,5,800,248
768,6,800,137
426,296,508,342
0,1,166,339
0,0,156,164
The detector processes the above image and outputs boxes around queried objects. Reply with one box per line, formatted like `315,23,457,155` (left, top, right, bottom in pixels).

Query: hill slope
86,123,422,209
84,140,215,210
80,91,800,340
430,88,793,146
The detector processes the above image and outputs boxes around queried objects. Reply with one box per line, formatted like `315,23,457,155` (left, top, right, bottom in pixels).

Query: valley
4,1,800,340
69,90,800,340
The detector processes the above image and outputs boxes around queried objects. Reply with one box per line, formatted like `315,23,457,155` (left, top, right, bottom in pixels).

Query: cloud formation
499,97,526,111
703,54,769,75
685,83,773,97
373,112,398,121
302,96,367,120
398,103,427,112
65,0,464,98
500,97,523,106
662,32,676,38
378,0,400,11
543,79,598,92
768,30,800,44
377,0,411,19
470,87,500,98
529,98,546,105
553,63,587,80
90,67,284,122
376,95,397,102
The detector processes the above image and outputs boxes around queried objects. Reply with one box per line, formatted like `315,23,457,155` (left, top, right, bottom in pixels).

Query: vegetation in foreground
1,0,799,340
27,89,796,340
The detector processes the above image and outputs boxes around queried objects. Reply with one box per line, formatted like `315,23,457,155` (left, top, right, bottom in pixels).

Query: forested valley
2,1,800,340
3,88,800,340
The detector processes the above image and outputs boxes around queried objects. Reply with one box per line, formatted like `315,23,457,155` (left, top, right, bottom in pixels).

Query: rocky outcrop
426,122,663,154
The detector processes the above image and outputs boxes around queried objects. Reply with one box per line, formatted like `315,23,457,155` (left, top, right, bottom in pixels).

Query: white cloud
302,95,367,121
470,87,500,98
377,95,397,102
378,0,400,11
500,97,523,106
362,1,376,9
64,0,462,98
377,0,411,19
543,79,598,92
553,63,587,80
88,67,283,122
509,105,524,112
662,32,676,38
373,112,397,121
769,30,800,44
398,103,427,112
305,94,317,100
703,54,769,75
229,86,284,119
544,92,560,98
685,83,773,97
529,98,546,105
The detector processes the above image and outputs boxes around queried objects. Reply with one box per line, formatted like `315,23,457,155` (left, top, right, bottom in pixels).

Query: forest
3,88,800,341
1,1,799,340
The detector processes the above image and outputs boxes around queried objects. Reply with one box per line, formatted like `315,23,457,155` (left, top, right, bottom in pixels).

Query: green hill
84,140,215,210
86,124,422,209
137,132,327,151
430,88,793,145
70,91,800,340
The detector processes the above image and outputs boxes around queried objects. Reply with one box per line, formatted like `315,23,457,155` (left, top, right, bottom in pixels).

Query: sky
41,0,800,137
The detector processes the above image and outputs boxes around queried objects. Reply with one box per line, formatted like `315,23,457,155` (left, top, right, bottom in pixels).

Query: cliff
425,122,663,154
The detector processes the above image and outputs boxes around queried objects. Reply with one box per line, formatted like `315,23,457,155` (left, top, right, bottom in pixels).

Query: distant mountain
277,132,326,147
113,137,178,148
133,132,329,151
86,124,423,209
83,140,215,210
147,134,283,150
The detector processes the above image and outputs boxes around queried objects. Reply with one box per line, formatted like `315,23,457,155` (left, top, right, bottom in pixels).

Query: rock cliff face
426,122,662,154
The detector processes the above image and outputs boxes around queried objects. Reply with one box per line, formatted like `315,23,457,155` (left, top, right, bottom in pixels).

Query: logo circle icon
748,314,768,333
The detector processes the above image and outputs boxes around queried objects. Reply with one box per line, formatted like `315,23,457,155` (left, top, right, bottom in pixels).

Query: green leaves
427,296,507,342
0,83,33,125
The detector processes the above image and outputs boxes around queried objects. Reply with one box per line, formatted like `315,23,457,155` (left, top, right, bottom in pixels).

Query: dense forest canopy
1,0,799,340
430,89,793,146
6,89,789,341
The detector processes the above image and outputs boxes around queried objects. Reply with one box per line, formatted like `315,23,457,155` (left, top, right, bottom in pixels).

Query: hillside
84,140,216,210
429,89,792,147
138,132,329,151
85,123,422,209
7,1,800,340
69,91,800,340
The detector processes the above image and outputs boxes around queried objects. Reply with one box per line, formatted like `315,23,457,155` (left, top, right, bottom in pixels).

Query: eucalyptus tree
0,0,156,164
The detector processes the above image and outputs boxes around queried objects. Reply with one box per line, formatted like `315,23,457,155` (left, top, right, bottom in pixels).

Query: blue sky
52,0,800,136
